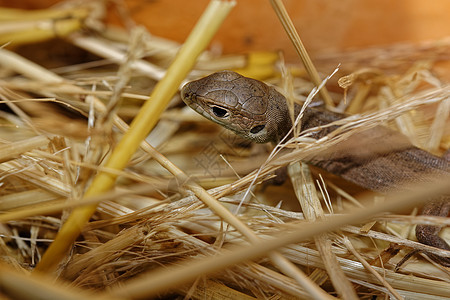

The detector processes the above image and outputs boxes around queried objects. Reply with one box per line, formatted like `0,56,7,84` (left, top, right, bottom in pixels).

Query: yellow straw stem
0,7,89,45
269,0,334,107
0,18,84,45
35,0,236,273
0,7,88,21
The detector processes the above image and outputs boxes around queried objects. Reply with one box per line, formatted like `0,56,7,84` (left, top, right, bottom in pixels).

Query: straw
35,0,236,273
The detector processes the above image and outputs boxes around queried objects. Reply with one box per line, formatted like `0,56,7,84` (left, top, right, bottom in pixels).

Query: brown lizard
181,70,450,266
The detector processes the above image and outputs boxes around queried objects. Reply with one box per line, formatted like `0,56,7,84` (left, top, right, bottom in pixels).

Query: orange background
2,0,450,61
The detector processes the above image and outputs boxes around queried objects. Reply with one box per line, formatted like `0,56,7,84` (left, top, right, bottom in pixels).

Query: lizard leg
415,196,450,266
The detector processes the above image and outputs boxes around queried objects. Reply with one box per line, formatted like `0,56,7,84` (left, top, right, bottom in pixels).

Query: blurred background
2,0,450,61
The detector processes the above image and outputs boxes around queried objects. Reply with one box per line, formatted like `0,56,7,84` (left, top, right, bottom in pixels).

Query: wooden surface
105,0,450,60
2,0,450,61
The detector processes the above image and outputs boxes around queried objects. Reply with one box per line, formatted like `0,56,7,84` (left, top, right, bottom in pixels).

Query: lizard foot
415,196,450,267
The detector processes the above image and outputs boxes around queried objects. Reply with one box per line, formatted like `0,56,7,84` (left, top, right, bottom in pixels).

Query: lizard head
181,71,289,144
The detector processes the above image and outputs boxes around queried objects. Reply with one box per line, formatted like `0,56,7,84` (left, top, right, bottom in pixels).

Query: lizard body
181,70,450,266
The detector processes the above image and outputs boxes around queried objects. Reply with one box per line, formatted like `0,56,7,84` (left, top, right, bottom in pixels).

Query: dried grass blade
106,180,449,299
0,263,115,300
0,183,159,223
0,135,49,163
342,237,404,300
288,162,358,300
269,0,334,107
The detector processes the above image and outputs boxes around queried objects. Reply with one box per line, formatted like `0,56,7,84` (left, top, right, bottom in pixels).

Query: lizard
181,70,450,266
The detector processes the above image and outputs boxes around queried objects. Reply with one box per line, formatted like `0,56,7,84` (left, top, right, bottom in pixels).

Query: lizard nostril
250,125,265,134
181,89,190,99
212,106,229,118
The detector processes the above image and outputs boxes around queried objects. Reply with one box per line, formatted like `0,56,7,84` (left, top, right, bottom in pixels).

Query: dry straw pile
0,1,448,299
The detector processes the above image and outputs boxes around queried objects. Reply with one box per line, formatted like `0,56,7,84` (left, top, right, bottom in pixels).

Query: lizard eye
212,106,229,118
250,125,265,134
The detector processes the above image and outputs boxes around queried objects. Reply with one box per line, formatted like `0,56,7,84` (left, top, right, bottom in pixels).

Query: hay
0,0,449,299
